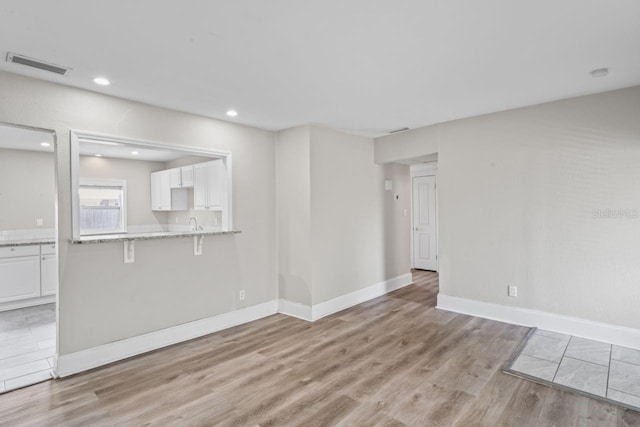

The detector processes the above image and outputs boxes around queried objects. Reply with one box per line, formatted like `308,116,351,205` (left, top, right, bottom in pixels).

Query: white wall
375,86,640,330
276,126,312,305
384,163,411,277
0,148,55,230
309,126,387,304
276,125,408,307
79,156,168,227
0,70,277,355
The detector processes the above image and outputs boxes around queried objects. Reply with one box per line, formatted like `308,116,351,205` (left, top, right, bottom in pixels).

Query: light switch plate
36,218,43,227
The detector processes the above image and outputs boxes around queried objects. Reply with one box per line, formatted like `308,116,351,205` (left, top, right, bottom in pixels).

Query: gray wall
276,126,312,305
309,126,387,304
374,86,640,330
79,155,168,227
0,148,55,230
276,125,409,306
383,163,411,278
0,70,277,354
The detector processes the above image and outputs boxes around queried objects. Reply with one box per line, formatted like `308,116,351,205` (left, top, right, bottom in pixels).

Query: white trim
0,295,55,313
70,130,234,239
56,273,414,377
56,300,277,377
410,161,438,177
278,273,413,323
277,299,313,321
437,293,640,351
312,273,413,320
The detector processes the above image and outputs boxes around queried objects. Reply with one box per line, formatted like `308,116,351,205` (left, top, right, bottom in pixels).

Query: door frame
410,162,438,271
0,120,58,376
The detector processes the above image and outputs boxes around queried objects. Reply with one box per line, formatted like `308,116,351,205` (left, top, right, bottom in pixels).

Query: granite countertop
70,229,241,244
0,237,56,248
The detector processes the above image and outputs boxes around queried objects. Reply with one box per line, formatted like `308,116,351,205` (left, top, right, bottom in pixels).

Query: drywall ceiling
0,124,54,152
0,1,638,138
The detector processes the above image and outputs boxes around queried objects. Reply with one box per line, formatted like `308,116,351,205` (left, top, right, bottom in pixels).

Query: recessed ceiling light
226,109,238,117
93,77,111,86
590,68,609,78
95,154,102,157
40,142,50,147
131,151,139,155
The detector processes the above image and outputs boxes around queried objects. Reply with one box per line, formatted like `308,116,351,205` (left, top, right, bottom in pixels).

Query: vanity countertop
70,229,241,244
0,238,55,248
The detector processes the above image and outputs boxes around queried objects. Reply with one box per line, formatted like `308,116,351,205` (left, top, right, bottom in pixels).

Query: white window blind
79,179,127,235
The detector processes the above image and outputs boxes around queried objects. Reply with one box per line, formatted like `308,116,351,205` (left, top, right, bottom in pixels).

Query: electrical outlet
239,290,245,301
508,286,518,297
36,218,43,227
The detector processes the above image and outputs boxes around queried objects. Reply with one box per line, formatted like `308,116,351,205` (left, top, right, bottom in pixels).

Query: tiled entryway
0,304,55,393
505,329,640,411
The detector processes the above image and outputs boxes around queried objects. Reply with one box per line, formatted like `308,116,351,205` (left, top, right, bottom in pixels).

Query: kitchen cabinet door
40,254,57,296
0,255,41,303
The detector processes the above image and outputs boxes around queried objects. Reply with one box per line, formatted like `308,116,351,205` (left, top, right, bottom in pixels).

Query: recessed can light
93,77,111,86
40,142,50,147
131,151,139,155
95,154,102,157
590,68,609,78
226,109,238,117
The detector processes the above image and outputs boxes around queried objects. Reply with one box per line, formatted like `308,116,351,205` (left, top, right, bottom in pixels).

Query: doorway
0,123,57,393
412,174,437,271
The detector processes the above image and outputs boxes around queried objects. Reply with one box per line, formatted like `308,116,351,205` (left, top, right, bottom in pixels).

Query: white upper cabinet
168,166,194,189
193,160,226,211
181,166,194,188
151,170,187,211
169,168,182,189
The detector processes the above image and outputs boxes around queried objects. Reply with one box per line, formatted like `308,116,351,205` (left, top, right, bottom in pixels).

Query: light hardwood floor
0,271,638,426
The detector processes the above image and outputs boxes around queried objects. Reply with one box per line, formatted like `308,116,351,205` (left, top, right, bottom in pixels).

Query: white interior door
413,175,437,270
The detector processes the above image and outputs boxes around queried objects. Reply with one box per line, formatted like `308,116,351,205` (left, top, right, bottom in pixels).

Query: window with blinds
79,179,127,235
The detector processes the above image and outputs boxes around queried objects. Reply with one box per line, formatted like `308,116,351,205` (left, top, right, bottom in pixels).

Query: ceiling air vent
6,52,71,75
388,127,409,134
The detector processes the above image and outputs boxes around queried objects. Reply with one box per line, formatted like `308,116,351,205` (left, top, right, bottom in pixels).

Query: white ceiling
0,124,54,152
0,1,638,138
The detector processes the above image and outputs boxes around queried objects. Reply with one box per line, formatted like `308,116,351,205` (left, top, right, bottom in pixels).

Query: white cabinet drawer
41,244,56,255
0,245,40,259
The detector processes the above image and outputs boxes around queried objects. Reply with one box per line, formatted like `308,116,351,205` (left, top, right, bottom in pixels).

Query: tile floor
506,329,640,411
0,304,55,394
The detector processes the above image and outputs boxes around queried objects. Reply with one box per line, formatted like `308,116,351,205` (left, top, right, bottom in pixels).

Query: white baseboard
0,295,55,312
57,300,278,377
277,298,313,321
437,293,640,351
278,272,414,322
312,273,413,321
57,273,414,378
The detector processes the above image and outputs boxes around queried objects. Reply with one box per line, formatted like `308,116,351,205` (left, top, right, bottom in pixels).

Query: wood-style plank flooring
0,270,638,426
